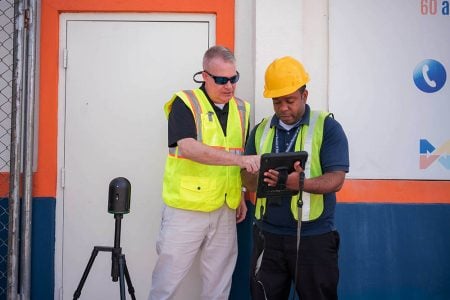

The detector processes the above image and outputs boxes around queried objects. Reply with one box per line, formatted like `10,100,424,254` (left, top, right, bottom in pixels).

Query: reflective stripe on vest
254,111,329,221
162,88,250,212
169,146,244,157
235,97,248,147
182,90,204,142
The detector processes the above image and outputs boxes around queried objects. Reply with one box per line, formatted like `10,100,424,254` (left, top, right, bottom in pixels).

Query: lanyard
274,125,301,153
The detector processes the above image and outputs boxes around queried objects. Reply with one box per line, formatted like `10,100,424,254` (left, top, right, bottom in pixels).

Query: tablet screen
256,151,308,198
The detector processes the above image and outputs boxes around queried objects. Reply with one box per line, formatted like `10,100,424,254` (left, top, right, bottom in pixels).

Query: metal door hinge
63,48,68,69
61,168,65,188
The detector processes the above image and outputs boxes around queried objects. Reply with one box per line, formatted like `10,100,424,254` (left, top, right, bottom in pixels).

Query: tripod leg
119,254,126,300
122,255,136,300
73,247,100,300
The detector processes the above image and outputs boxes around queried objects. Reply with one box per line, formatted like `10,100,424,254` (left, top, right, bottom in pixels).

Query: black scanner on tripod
108,177,131,215
73,177,136,300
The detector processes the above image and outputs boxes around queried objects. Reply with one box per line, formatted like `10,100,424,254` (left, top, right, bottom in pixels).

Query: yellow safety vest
254,110,330,221
162,88,250,212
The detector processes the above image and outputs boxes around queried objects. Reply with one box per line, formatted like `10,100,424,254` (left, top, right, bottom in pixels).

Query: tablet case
256,151,308,198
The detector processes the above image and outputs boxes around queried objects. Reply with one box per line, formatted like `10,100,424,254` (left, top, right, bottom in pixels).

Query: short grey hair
203,45,236,70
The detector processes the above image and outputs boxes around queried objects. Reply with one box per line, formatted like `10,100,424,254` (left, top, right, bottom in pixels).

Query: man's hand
178,138,261,173
239,155,260,174
264,161,304,189
265,160,346,194
263,168,279,187
285,161,304,190
236,196,247,223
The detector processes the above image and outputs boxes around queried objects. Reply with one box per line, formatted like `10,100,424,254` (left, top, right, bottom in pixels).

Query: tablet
256,151,308,198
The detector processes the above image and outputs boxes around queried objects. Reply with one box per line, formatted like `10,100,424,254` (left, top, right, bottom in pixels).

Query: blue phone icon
422,64,436,88
413,59,446,93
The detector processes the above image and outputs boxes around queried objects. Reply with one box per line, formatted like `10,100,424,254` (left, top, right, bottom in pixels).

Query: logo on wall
420,0,450,16
413,59,447,93
420,139,450,169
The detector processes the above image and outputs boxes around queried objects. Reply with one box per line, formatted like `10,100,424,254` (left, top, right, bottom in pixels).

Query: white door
57,13,215,300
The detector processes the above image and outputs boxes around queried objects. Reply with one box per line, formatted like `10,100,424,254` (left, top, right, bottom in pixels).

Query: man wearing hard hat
242,56,349,300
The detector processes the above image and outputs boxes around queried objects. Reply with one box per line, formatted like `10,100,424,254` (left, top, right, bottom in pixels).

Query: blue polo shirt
245,105,349,236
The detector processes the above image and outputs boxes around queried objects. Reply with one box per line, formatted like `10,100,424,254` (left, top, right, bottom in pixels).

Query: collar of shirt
269,104,311,130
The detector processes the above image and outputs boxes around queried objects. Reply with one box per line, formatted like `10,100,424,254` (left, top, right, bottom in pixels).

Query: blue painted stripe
231,202,450,300
0,198,55,300
336,203,450,300
2,200,449,299
0,198,8,298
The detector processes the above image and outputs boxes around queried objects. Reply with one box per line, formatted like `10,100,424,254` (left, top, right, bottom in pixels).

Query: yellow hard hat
263,56,310,98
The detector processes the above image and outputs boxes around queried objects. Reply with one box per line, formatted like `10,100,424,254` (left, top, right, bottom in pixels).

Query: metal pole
7,0,26,299
20,0,37,298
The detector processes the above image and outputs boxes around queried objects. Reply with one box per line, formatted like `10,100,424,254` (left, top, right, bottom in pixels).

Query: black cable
292,171,305,300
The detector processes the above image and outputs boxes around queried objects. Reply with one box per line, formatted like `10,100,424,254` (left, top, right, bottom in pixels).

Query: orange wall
337,179,450,203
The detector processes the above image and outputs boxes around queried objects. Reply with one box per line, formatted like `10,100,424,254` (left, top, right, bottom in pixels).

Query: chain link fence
0,0,14,297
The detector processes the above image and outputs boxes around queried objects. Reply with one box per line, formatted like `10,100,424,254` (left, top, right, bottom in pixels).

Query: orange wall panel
337,179,450,204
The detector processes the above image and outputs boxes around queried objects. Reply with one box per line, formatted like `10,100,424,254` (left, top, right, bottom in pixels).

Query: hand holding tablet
256,151,308,198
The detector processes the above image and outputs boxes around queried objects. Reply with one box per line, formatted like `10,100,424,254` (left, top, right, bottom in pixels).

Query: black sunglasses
204,70,240,85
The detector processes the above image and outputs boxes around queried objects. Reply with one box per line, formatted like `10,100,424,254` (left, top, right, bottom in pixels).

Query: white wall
235,0,329,127
253,0,304,123
235,0,256,125
303,0,329,112
329,0,450,179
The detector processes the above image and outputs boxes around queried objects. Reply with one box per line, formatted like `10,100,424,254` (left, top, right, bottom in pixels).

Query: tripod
73,213,136,300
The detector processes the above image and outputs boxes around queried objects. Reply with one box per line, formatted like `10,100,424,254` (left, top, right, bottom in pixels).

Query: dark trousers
250,225,340,300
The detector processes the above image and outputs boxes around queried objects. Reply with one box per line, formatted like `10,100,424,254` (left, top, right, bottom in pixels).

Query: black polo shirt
168,85,230,147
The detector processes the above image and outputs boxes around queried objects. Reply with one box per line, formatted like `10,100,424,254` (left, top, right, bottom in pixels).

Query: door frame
38,0,235,195
47,0,234,299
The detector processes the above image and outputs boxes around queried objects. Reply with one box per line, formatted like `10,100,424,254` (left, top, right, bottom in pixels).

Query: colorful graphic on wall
329,0,450,180
420,139,450,169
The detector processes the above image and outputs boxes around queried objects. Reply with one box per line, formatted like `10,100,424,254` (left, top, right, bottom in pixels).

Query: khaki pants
149,204,237,300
